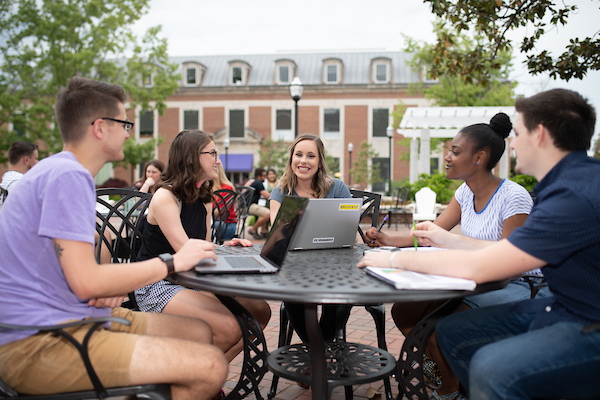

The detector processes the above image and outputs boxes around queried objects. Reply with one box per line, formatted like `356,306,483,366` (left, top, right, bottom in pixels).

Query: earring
476,162,479,165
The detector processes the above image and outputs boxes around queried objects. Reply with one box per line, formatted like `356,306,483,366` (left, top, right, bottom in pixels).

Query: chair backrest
415,187,437,214
350,189,381,243
0,186,7,204
211,189,238,245
392,186,410,208
234,185,255,237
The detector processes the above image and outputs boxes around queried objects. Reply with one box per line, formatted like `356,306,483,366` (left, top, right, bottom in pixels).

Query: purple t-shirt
0,151,110,346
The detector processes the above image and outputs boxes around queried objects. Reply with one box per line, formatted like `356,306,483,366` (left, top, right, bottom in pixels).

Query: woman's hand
357,251,402,269
364,227,389,247
173,239,217,272
144,177,156,187
224,238,253,247
413,221,454,248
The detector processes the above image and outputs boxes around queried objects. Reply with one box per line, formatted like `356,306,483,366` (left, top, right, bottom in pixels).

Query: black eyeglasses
92,118,134,133
200,150,219,161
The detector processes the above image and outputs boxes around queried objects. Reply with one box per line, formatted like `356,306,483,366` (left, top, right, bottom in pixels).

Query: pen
371,214,389,243
413,221,418,251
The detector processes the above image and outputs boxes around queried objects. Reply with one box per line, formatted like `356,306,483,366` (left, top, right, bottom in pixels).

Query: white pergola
397,106,517,183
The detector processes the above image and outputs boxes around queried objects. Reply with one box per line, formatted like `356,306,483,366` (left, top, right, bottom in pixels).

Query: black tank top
138,197,208,261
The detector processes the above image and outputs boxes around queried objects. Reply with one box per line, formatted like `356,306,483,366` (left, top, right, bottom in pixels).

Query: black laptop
195,195,308,273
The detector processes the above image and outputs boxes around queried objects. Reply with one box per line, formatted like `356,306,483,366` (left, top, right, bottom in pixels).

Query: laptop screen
260,196,309,266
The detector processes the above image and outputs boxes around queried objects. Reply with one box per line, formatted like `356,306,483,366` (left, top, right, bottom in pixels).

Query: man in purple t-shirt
0,77,227,399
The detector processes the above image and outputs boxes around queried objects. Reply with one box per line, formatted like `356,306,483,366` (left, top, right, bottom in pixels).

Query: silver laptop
195,195,309,274
290,198,362,250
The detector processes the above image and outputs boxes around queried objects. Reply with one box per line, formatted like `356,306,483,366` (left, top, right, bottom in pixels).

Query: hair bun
489,113,512,139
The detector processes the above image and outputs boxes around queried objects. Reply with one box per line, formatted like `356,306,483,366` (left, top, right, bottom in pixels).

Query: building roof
170,50,420,87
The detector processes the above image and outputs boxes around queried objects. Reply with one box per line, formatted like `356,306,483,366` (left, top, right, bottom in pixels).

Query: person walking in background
132,159,164,194
245,168,271,239
134,130,271,362
0,77,227,399
0,140,39,204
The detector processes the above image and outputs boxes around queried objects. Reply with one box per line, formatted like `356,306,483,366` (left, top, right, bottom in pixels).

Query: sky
132,0,600,146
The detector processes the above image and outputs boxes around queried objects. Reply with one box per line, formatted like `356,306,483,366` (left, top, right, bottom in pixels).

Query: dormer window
142,66,153,87
232,67,242,84
274,59,296,85
371,58,392,84
228,61,251,86
322,58,343,84
182,62,206,87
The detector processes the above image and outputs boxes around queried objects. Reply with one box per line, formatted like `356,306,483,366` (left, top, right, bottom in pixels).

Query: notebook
289,198,362,250
195,195,308,274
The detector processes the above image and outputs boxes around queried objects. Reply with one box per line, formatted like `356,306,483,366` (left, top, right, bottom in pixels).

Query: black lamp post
347,142,353,187
386,125,394,196
289,77,303,138
223,137,230,176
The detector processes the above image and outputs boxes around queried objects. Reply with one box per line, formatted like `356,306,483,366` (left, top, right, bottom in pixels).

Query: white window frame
323,107,341,139
275,109,293,141
185,67,197,86
279,66,290,84
375,63,388,83
326,65,338,84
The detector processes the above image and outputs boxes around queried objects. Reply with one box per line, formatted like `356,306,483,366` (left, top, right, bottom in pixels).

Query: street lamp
347,142,353,187
223,137,230,176
289,77,303,138
386,125,394,196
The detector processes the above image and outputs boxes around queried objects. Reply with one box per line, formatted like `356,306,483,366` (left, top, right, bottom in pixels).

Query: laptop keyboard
225,256,264,268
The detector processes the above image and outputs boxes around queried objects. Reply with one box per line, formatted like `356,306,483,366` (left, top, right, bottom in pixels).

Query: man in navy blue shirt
358,88,599,399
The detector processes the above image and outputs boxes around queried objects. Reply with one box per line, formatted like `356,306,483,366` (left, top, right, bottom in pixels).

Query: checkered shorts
134,280,186,312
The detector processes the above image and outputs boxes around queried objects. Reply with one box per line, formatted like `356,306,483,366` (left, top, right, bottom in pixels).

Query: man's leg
436,302,532,388
469,322,600,400
248,205,270,237
129,312,228,400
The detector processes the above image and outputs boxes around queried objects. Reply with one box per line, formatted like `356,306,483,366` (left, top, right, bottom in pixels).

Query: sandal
422,354,442,387
249,230,262,240
297,381,310,389
430,389,461,400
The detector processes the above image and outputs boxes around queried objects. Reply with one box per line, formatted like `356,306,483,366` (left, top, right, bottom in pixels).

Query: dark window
279,66,289,83
139,110,154,137
186,68,196,85
12,113,26,137
372,157,390,193
229,109,244,138
276,110,291,130
373,108,389,137
324,109,339,132
376,64,387,82
232,67,242,84
326,65,337,83
184,110,199,130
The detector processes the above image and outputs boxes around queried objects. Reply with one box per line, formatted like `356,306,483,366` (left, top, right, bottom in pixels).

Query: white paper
365,267,476,291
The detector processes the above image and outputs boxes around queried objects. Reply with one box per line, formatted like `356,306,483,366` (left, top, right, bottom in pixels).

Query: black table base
268,342,396,399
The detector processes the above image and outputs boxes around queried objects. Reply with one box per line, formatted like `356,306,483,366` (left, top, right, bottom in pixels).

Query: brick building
4,50,436,191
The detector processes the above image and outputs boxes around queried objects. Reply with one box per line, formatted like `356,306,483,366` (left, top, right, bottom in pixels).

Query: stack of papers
365,267,477,290
363,247,476,290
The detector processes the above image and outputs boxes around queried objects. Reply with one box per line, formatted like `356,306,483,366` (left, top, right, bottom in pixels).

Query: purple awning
219,154,253,172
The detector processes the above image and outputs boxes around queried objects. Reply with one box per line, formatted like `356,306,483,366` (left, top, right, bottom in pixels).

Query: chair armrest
0,316,131,332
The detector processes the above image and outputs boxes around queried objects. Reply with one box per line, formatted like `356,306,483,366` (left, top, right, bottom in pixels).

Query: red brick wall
249,106,271,137
345,105,368,188
203,107,225,134
298,106,319,136
158,108,179,162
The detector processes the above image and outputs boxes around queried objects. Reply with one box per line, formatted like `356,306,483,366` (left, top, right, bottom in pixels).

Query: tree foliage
0,0,180,165
350,141,382,189
403,20,516,105
424,0,600,84
258,138,289,173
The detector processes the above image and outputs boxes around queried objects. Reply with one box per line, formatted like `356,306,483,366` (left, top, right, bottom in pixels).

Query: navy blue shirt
249,179,266,205
508,151,600,328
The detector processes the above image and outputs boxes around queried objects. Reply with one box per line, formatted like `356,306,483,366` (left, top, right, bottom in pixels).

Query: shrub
510,175,538,193
409,173,461,204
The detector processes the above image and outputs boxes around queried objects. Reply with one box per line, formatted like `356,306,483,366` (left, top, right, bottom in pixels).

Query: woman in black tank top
134,130,271,362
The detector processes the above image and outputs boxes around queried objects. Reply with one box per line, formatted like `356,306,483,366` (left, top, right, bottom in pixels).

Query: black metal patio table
171,244,507,400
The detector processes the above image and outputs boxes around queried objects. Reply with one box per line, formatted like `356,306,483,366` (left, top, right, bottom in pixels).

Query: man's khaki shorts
249,203,269,218
0,307,147,395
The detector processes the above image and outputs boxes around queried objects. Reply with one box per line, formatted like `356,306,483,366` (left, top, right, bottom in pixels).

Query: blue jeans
214,221,236,241
437,302,600,400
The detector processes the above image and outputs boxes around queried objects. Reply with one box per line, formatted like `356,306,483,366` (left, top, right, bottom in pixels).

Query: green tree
115,135,164,184
0,0,180,163
403,20,516,105
350,141,382,189
424,0,600,84
258,138,289,172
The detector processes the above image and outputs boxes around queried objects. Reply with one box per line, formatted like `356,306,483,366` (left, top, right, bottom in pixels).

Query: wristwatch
158,253,175,276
